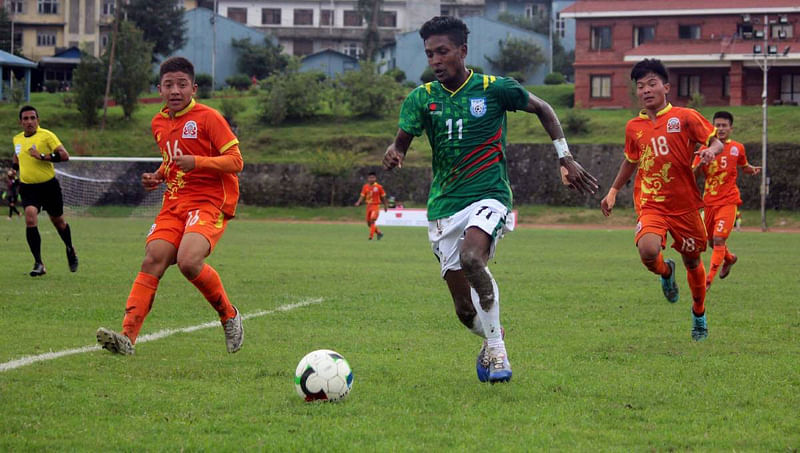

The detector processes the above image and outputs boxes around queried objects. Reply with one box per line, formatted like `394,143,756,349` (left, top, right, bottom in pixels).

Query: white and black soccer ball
294,349,353,402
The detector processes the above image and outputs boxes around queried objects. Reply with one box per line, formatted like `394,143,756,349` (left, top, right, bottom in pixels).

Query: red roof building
561,1,800,108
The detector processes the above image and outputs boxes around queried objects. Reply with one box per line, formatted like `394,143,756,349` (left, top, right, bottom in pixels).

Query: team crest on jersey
470,97,487,117
182,121,198,139
730,146,739,156
666,117,681,133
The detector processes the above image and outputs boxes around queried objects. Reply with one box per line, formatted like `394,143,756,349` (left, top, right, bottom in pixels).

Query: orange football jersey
624,104,716,215
151,99,241,216
361,183,385,205
693,139,749,207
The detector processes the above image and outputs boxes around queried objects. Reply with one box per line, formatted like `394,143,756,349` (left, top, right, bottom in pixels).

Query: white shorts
428,199,513,278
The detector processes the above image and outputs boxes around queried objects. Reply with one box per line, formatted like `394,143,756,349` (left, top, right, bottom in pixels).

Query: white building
216,0,438,57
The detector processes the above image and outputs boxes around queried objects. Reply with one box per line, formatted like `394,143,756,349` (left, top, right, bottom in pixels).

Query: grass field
0,216,798,450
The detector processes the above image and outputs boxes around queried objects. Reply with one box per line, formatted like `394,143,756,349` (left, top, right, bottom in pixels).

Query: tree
358,0,383,61
106,21,153,119
231,37,289,79
0,8,11,54
72,51,107,126
485,37,545,81
336,62,401,117
122,0,186,61
496,11,549,35
552,36,574,81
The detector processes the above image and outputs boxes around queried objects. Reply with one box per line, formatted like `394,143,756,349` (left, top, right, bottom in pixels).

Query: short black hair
368,171,377,177
159,56,195,83
630,58,668,83
712,111,734,125
19,105,37,120
419,16,470,47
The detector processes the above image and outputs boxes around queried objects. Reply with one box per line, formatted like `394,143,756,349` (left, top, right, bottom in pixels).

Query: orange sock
686,262,707,316
707,245,726,285
643,253,671,277
189,264,236,322
122,272,159,343
369,223,376,239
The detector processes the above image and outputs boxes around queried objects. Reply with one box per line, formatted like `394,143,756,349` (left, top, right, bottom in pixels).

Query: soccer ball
294,349,353,402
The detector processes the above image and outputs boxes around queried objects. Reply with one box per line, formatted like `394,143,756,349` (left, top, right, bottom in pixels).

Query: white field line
0,298,323,373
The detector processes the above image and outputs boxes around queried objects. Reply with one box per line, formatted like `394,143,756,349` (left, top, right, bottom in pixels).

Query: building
300,48,359,78
216,0,437,57
3,0,197,61
440,0,484,18
164,7,268,89
561,0,800,108
384,15,550,84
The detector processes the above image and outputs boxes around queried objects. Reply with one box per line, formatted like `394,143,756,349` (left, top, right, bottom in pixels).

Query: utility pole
212,0,217,90
759,14,768,232
101,3,122,131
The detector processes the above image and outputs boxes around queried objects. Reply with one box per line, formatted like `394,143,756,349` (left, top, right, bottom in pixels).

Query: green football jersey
398,71,529,220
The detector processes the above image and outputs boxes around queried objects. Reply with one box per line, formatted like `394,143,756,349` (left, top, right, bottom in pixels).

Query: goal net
54,156,164,216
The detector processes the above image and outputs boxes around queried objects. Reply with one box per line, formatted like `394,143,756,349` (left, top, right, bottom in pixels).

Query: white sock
469,268,505,353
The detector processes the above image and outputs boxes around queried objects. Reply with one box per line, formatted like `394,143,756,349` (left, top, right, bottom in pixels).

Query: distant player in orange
354,172,388,240
692,111,760,290
601,58,723,341
96,57,244,355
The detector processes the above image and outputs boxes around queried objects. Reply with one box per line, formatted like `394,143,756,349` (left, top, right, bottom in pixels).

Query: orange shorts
703,204,737,240
365,205,380,223
635,210,708,258
147,202,229,252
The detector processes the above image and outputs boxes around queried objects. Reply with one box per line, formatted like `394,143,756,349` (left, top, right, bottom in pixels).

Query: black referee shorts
20,177,64,217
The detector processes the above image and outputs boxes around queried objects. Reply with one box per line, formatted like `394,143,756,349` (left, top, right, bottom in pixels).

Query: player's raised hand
383,143,405,170
559,157,599,195
172,155,196,172
600,188,618,217
141,172,164,191
28,145,38,158
694,147,716,165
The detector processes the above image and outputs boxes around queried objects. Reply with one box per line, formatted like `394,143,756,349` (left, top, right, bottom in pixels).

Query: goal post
54,156,163,216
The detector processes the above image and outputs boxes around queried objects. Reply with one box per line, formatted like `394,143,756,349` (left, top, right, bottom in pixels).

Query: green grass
0,217,798,450
1,90,796,167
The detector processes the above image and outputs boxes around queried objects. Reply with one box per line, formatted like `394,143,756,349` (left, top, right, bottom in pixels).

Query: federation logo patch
182,120,198,139
470,97,487,117
666,117,681,133
730,146,739,156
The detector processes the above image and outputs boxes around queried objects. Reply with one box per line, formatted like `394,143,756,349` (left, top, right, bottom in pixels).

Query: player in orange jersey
692,111,760,290
601,58,723,341
354,172,389,240
96,57,244,355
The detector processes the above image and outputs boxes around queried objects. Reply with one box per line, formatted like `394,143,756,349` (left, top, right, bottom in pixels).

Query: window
678,75,700,97
262,8,280,25
320,9,333,26
37,31,57,47
780,74,800,103
12,31,22,51
38,0,59,14
633,26,655,47
722,74,730,98
8,1,24,13
737,23,754,38
294,9,312,26
228,7,247,24
101,33,110,50
441,7,450,16
293,39,313,56
379,11,396,28
591,26,612,50
102,0,115,15
343,42,362,58
554,13,565,39
525,3,547,19
344,10,362,26
590,75,611,98
771,24,793,39
678,25,701,39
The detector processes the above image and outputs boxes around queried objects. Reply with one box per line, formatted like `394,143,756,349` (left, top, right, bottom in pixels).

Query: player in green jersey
383,16,597,383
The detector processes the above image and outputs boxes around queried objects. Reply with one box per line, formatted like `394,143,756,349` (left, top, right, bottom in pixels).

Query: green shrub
687,91,705,110
420,66,435,83
506,71,526,83
195,73,213,98
385,68,406,83
44,80,61,93
220,97,245,124
258,71,325,125
467,65,485,74
544,72,566,85
564,108,590,135
226,73,252,91
336,62,402,118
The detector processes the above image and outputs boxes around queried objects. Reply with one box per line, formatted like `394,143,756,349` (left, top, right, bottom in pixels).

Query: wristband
12,163,19,171
50,152,62,163
39,153,46,160
553,138,572,159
